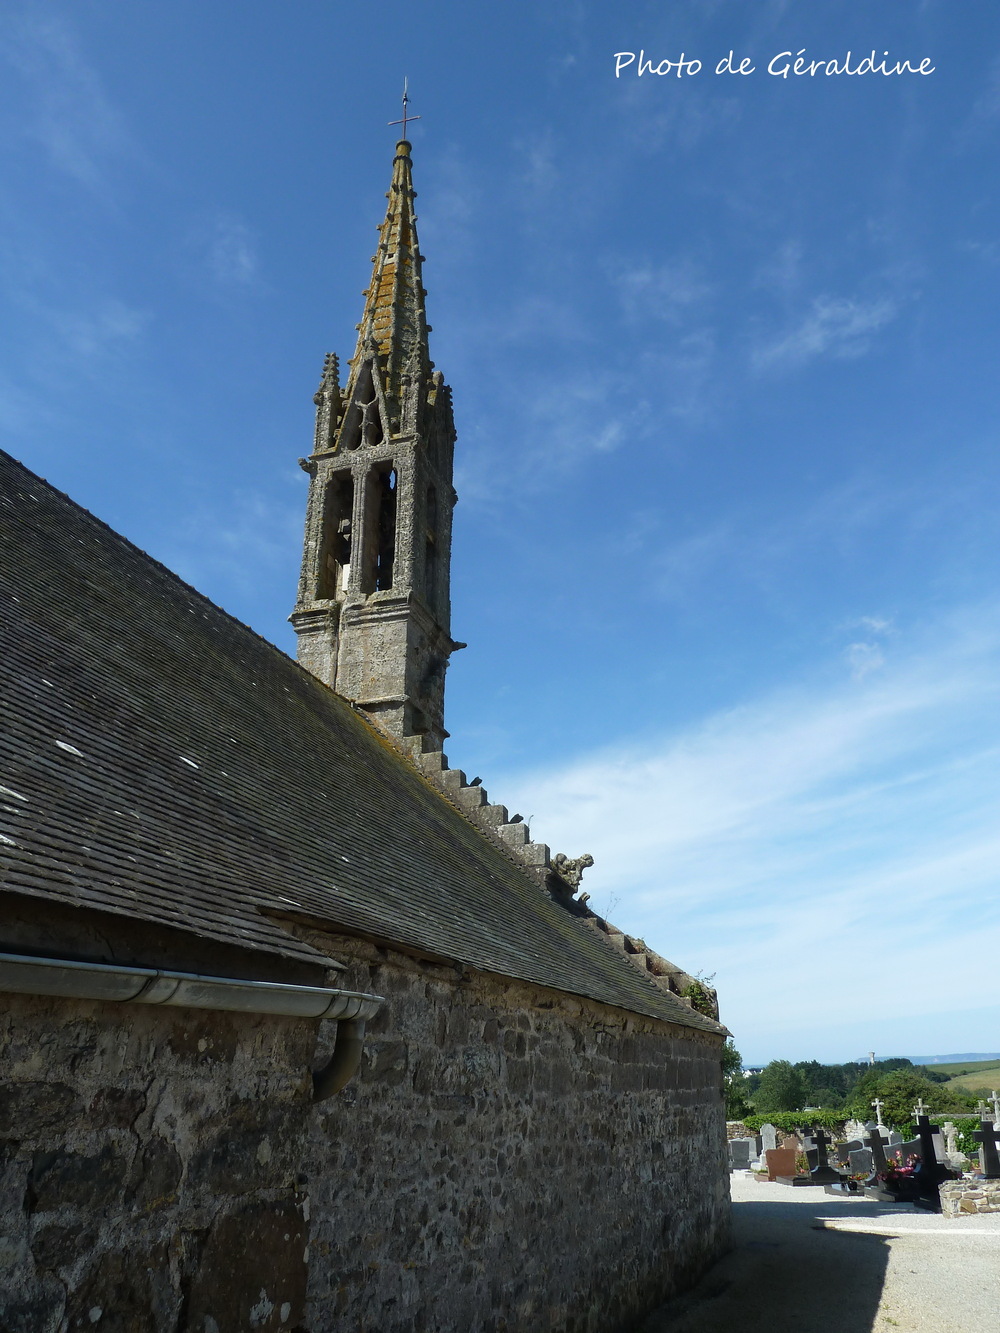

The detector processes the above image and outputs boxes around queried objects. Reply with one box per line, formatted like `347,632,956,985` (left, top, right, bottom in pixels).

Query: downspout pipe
313,1018,368,1102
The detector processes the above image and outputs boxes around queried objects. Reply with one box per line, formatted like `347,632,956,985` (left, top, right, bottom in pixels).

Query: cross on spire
388,78,421,139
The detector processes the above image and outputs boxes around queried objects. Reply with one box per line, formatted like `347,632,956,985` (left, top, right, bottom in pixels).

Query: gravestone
809,1128,842,1184
729,1139,752,1170
942,1121,965,1168
760,1123,778,1156
837,1138,863,1166
764,1147,797,1181
973,1118,1000,1179
849,1147,874,1177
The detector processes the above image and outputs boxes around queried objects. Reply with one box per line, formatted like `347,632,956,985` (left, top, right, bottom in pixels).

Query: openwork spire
340,140,431,442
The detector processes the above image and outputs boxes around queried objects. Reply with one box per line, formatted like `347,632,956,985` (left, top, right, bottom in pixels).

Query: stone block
520,841,550,867
499,822,528,848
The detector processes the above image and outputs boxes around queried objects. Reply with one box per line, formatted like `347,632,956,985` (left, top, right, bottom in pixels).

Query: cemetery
726,1089,1000,1215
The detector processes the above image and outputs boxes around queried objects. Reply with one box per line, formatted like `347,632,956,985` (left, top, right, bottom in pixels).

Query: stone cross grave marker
871,1098,887,1128
973,1118,1000,1179
865,1126,889,1179
809,1127,841,1184
912,1114,956,1208
976,1099,990,1119
991,1090,1000,1126
913,1097,930,1119
760,1123,778,1155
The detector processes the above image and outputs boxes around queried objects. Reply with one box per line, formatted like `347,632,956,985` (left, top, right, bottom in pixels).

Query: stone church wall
0,992,314,1333
306,935,730,1333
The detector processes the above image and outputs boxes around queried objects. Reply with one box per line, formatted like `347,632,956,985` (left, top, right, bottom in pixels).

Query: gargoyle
551,852,594,892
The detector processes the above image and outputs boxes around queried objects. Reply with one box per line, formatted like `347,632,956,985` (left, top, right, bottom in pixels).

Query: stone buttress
291,140,460,750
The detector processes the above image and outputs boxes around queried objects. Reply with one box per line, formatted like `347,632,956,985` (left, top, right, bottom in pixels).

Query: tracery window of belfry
342,360,384,451
318,471,354,597
375,467,397,590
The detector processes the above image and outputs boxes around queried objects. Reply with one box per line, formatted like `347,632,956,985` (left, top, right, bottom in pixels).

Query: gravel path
640,1172,1000,1333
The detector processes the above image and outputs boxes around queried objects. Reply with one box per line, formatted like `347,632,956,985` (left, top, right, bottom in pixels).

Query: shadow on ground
638,1189,904,1333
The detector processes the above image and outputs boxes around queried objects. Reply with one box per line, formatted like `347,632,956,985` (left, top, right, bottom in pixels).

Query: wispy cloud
957,51,1000,144
1,9,133,190
490,604,1000,1059
206,215,259,285
52,299,147,359
162,482,303,606
617,255,712,324
752,294,898,370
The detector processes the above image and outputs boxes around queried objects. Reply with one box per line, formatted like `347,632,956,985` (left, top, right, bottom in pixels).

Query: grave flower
878,1150,919,1183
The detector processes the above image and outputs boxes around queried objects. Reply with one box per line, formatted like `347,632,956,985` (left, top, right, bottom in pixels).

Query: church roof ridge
1,449,722,1034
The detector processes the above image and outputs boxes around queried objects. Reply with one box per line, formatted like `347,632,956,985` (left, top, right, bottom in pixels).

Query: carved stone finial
551,852,594,892
313,353,341,454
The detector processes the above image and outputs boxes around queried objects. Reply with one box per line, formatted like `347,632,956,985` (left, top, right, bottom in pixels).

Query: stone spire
350,140,430,433
290,140,461,751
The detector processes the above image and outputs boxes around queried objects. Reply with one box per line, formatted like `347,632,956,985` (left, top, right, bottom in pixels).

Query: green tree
847,1069,975,1129
754,1060,807,1113
722,1039,751,1119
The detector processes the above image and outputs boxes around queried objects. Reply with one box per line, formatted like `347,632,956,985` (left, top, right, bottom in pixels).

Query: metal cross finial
388,78,421,138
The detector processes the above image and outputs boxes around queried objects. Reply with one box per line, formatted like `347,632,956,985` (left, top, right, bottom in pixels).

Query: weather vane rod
388,78,421,138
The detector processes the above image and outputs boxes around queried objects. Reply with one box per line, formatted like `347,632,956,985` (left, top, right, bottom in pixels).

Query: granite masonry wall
940,1178,1000,1217
303,934,730,1333
0,992,315,1333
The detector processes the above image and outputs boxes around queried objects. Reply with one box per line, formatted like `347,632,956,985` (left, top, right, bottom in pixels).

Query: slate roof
0,450,720,1033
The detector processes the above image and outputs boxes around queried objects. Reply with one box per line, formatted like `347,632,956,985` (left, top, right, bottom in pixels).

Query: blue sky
3,1,999,1064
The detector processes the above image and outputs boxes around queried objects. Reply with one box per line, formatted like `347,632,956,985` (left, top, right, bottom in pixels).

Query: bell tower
290,139,460,751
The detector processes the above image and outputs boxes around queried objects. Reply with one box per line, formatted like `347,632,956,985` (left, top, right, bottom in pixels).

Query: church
0,137,729,1332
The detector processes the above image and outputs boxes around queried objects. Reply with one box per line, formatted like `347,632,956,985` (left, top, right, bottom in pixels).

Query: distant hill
906,1053,1000,1065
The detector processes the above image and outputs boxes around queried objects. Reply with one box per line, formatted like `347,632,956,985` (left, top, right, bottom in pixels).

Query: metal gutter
0,949,383,1021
